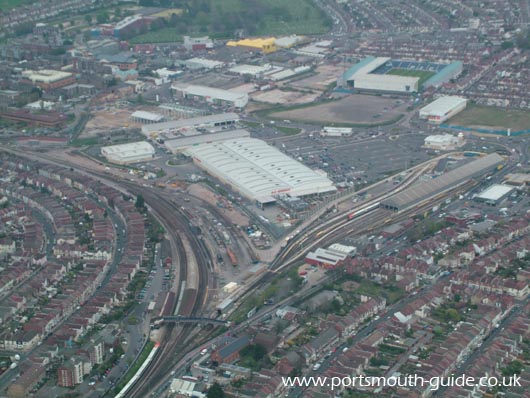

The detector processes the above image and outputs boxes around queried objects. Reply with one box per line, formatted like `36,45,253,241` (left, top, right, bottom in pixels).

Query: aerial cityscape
1,1,530,398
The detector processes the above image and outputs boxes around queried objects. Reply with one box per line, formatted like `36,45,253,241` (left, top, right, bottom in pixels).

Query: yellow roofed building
226,38,277,54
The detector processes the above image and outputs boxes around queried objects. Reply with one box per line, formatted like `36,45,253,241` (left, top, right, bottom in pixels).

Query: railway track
0,149,213,398
123,190,212,398
0,147,498,397
231,178,479,316
271,161,432,269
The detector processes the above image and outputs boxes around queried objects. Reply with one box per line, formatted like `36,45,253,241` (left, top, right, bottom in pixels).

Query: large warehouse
21,69,76,90
185,137,336,200
381,153,504,211
172,84,249,108
419,96,468,124
141,113,239,138
475,184,514,205
101,141,155,164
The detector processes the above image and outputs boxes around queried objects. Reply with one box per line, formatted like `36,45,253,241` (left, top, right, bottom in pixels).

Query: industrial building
419,96,468,124
141,113,239,138
380,153,504,211
226,38,277,53
183,35,213,51
21,69,76,90
165,129,250,153
113,15,150,38
169,378,203,396
475,184,514,205
504,173,530,187
269,66,311,81
172,84,249,108
179,57,224,70
305,243,356,268
295,40,332,58
185,137,336,200
327,243,357,257
101,141,155,165
321,127,353,137
275,35,305,48
424,133,464,150
305,248,347,269
228,64,279,77
131,110,164,124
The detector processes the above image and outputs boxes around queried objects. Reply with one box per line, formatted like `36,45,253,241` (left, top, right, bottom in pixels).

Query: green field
387,68,436,88
130,0,330,44
0,0,36,10
449,104,530,132
276,126,302,135
0,0,32,8
130,28,181,44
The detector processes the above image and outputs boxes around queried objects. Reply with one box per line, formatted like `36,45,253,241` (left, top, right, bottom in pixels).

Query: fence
439,123,530,137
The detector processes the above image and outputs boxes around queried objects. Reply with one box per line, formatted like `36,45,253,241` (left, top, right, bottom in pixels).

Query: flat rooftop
381,153,504,210
476,184,514,202
420,96,467,117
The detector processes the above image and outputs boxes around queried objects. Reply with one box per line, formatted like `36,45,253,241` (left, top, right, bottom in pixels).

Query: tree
169,12,179,26
240,344,267,362
444,308,460,322
135,194,145,209
288,367,301,377
85,15,93,25
206,382,225,398
501,360,523,376
516,30,530,49
96,12,110,24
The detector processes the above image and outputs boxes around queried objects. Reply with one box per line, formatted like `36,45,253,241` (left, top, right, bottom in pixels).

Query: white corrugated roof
476,184,514,201
101,141,154,160
173,84,248,104
185,137,336,199
142,113,239,135
165,129,250,151
306,248,347,265
425,134,458,144
228,64,275,76
327,243,356,255
131,111,164,122
183,57,224,68
420,96,467,117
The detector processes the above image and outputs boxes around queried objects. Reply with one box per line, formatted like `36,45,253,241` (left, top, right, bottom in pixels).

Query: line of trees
135,0,328,38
